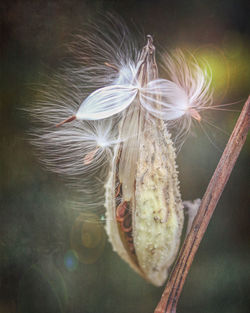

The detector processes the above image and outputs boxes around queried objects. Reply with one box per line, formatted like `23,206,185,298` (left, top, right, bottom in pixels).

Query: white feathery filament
30,15,213,197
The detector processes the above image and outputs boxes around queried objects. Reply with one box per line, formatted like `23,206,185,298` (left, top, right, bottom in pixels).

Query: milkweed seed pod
105,36,184,286
29,15,212,286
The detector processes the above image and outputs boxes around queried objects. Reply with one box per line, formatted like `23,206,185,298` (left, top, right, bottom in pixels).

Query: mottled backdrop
1,1,249,313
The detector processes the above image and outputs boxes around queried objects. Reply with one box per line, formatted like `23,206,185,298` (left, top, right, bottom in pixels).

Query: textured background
1,1,249,313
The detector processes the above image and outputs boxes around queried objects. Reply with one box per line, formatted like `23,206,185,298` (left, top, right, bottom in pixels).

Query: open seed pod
105,114,183,286
105,35,184,286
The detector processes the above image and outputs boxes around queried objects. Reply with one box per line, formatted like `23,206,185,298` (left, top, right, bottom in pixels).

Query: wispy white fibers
140,79,189,120
28,14,146,217
142,52,212,121
30,15,140,170
29,14,214,216
162,49,213,114
139,50,213,147
53,15,142,125
76,84,138,120
64,14,141,94
31,89,119,184
32,118,117,177
30,93,120,213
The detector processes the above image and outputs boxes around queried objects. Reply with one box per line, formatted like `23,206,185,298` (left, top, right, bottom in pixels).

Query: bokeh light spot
70,213,106,264
64,250,78,272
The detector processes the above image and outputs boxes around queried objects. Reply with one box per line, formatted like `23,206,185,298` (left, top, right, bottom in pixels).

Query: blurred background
0,1,249,313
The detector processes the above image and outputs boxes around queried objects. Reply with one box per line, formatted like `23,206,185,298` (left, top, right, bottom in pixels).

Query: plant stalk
154,95,250,313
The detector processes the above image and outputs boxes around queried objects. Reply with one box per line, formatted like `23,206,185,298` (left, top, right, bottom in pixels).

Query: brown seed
116,201,127,222
121,213,132,233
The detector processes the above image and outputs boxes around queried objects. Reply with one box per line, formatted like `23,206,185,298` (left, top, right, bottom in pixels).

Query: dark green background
1,1,249,313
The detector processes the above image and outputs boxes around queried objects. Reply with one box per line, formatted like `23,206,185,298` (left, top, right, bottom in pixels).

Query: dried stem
154,96,250,313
